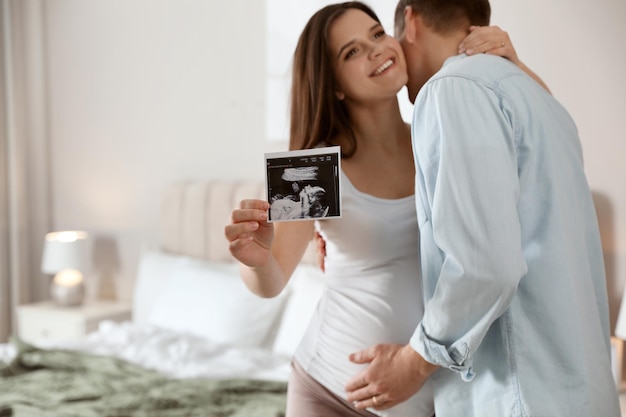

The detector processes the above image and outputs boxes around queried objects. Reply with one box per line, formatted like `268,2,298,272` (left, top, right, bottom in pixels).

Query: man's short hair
394,0,491,38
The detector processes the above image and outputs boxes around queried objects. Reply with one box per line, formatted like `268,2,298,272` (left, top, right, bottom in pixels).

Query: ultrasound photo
264,146,341,222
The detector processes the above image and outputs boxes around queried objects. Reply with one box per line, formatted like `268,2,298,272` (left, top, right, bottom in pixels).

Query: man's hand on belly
344,343,439,411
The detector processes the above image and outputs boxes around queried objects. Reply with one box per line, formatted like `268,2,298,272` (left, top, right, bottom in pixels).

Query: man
345,0,621,415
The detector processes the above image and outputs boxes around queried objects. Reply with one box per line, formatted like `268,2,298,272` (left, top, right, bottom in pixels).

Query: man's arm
410,74,526,375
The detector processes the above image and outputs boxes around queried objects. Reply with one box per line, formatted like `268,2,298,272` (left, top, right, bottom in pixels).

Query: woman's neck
347,98,409,153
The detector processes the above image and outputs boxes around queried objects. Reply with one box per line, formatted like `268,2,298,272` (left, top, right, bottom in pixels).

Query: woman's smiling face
328,8,408,105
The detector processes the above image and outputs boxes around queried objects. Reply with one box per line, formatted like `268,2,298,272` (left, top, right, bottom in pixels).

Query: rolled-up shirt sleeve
409,75,528,380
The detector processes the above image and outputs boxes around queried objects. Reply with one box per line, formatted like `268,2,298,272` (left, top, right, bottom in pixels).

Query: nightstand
16,300,132,343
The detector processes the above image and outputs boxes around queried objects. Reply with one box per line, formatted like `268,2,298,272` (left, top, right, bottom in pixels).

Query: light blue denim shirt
410,54,620,416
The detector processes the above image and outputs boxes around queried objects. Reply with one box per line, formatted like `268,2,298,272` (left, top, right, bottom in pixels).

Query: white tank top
293,170,434,417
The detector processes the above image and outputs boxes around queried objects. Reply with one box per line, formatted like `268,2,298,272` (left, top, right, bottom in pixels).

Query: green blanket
0,338,287,417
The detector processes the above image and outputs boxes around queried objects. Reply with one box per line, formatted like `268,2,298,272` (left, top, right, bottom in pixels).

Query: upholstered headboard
159,181,316,264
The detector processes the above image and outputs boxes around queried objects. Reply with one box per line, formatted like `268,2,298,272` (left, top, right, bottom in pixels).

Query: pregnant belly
297,279,423,396
320,285,421,352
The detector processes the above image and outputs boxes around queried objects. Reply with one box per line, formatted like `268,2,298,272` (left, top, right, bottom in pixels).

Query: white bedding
0,343,15,365
33,320,293,382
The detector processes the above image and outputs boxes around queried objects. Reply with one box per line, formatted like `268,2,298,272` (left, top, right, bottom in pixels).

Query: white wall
32,0,626,330
41,0,285,299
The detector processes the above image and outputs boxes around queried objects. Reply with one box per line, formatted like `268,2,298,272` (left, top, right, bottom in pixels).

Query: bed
0,181,324,416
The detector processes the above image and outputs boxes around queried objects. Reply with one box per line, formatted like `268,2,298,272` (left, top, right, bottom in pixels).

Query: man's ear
403,6,418,44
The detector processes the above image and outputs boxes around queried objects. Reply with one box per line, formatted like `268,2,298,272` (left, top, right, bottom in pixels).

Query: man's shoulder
430,54,520,88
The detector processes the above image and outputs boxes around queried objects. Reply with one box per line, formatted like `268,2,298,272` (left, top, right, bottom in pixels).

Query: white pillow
147,257,290,349
272,264,325,356
133,250,181,324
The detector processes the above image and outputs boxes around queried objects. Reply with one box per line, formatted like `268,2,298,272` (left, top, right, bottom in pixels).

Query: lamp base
50,281,85,306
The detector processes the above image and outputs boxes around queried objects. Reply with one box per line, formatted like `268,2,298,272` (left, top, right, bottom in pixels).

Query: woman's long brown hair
289,2,381,158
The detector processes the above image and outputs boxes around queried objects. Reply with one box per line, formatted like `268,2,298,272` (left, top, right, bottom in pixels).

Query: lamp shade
41,231,89,274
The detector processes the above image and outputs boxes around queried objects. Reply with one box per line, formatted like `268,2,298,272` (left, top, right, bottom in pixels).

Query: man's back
411,53,620,416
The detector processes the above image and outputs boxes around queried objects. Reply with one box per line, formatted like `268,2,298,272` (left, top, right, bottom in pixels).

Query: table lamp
41,231,88,306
